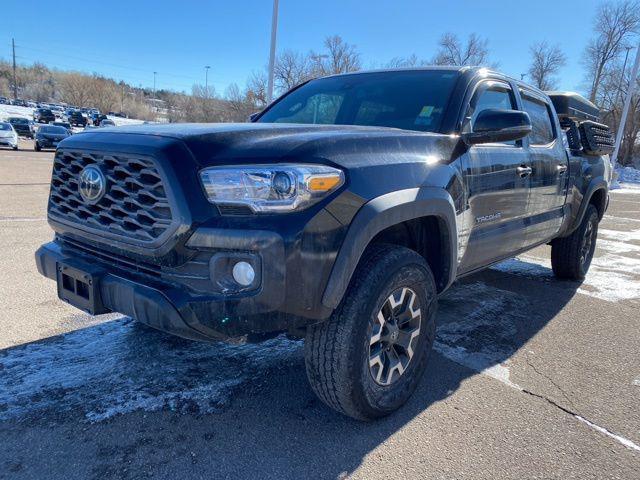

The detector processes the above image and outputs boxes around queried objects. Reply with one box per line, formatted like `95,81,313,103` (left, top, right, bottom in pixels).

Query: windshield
9,118,28,124
0,123,12,131
258,70,459,132
40,126,67,134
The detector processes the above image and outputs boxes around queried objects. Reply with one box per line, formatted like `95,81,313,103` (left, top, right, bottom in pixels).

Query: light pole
614,46,633,117
153,71,157,99
205,66,211,96
611,42,640,167
266,0,279,104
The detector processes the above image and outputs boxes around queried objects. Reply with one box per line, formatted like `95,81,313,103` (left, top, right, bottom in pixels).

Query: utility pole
12,38,18,101
152,71,157,99
611,42,640,167
205,66,211,96
266,0,279,104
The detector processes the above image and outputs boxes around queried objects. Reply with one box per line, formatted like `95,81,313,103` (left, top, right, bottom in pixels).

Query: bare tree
313,35,361,75
246,70,268,107
274,50,312,91
599,61,640,165
58,73,94,108
583,0,640,102
528,41,567,90
224,83,259,121
386,54,420,68
431,32,492,66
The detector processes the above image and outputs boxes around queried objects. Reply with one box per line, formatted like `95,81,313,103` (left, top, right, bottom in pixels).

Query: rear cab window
520,92,556,146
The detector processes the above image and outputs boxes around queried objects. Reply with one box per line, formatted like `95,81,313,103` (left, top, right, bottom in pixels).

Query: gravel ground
0,148,638,479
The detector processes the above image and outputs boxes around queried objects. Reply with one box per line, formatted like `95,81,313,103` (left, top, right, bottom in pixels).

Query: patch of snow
435,281,528,389
491,228,640,302
615,166,640,185
0,318,302,422
0,104,144,127
0,104,33,120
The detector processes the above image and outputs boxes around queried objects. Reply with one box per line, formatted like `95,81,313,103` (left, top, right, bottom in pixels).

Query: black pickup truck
36,67,613,420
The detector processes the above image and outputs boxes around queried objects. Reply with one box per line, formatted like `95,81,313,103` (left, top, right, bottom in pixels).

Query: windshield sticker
415,105,436,126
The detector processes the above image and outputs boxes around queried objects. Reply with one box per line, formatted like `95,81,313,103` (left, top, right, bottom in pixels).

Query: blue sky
5,0,601,95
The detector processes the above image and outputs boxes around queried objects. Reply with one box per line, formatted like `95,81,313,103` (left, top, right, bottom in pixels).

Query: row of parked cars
33,107,116,128
0,118,71,151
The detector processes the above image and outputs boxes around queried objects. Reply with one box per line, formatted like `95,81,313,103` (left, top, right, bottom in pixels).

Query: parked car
0,122,19,150
33,125,70,151
99,119,115,127
11,99,26,107
33,108,56,124
90,113,108,126
35,67,614,420
7,117,34,138
52,121,72,133
0,96,8,104
65,110,87,127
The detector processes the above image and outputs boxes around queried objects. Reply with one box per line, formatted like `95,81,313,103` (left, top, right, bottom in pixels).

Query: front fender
321,187,458,309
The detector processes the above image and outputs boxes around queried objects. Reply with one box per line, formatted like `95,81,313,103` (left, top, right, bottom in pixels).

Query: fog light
232,261,255,286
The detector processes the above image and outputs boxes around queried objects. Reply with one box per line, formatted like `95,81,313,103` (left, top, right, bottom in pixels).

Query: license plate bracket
56,262,107,315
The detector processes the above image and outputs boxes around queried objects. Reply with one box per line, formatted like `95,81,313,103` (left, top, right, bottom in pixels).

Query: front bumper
35,232,307,341
0,137,17,147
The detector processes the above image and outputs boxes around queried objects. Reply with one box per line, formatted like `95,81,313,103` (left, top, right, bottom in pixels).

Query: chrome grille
48,150,174,242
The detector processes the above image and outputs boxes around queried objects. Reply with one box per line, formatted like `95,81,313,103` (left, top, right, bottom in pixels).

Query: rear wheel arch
588,187,607,220
321,187,458,310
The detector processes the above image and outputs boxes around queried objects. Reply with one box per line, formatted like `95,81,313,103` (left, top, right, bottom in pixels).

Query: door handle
516,165,532,177
557,164,568,173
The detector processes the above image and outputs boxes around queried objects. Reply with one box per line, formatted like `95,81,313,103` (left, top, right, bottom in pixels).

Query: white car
0,122,19,150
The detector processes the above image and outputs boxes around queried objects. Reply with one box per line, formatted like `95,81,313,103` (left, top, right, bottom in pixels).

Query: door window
521,95,555,145
466,81,517,145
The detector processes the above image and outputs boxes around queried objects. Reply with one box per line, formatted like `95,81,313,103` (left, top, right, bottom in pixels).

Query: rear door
457,79,532,274
519,90,568,248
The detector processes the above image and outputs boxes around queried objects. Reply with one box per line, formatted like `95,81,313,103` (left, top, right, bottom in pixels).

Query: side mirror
463,108,532,145
248,112,260,123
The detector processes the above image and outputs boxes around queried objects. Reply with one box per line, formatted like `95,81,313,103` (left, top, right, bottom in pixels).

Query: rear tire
304,244,438,420
34,143,41,152
551,204,599,280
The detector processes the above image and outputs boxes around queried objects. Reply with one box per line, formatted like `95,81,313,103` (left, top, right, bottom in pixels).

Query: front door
457,80,532,274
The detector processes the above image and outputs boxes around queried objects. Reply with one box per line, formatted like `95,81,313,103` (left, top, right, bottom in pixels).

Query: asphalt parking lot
0,146,638,479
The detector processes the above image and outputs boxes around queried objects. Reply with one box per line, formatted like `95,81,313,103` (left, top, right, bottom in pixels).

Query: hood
69,122,458,169
39,133,68,139
0,130,16,137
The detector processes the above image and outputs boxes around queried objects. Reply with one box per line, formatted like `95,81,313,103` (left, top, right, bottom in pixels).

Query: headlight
199,164,344,213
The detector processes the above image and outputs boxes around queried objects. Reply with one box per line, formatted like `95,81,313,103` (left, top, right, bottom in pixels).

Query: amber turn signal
307,175,342,192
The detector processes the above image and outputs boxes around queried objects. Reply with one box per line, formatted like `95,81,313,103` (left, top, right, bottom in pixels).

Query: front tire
34,143,41,152
551,204,599,280
304,244,438,420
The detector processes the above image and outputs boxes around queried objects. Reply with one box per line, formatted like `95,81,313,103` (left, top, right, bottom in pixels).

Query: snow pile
0,104,32,120
616,166,640,185
0,104,144,127
492,227,640,303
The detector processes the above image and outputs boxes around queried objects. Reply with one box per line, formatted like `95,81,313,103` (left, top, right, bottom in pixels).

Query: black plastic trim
322,187,458,309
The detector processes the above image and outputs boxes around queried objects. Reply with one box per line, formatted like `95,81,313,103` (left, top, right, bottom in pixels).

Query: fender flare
321,187,458,310
564,177,608,237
